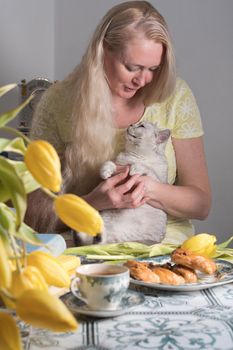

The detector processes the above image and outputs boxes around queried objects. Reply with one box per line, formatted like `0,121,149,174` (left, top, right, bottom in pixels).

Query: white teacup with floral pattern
71,263,130,311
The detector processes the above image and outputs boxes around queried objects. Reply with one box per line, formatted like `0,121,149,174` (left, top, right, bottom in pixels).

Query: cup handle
70,277,88,304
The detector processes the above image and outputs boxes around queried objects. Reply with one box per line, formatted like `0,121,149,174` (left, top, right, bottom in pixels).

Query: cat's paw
129,163,145,176
100,161,116,179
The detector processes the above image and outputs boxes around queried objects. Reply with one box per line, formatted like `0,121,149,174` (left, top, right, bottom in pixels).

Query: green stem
9,234,21,273
41,187,57,199
22,241,27,268
0,126,31,144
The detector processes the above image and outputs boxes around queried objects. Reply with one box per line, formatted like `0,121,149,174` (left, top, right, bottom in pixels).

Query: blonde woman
25,1,211,246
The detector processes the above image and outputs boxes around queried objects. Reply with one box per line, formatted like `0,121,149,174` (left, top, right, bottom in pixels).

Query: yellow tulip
11,266,48,298
181,233,217,257
2,265,48,310
0,311,22,350
24,140,62,192
54,194,103,236
27,251,70,288
16,289,78,332
57,254,81,276
0,237,12,289
0,292,15,310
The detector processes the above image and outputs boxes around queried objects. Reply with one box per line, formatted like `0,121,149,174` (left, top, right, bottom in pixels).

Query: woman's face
104,38,163,100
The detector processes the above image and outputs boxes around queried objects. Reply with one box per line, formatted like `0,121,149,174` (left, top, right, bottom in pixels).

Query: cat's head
126,121,170,153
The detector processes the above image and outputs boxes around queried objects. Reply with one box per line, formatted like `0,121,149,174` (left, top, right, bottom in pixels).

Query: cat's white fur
100,121,170,244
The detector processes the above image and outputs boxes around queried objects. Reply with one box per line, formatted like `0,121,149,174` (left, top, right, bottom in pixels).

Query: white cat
100,121,170,244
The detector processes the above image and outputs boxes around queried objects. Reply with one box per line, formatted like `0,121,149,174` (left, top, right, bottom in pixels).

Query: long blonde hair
63,1,176,195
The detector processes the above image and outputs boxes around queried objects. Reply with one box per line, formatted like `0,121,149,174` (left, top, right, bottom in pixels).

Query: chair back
18,78,53,136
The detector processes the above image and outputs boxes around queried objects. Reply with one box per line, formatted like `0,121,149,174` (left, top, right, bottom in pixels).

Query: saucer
61,290,145,318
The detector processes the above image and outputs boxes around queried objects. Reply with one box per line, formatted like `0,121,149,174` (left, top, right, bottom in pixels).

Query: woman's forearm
147,181,211,220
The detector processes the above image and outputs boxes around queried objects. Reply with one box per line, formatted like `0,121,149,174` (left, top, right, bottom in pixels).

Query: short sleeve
169,79,204,139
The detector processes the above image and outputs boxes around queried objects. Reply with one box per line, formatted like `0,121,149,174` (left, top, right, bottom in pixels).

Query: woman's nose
132,70,152,87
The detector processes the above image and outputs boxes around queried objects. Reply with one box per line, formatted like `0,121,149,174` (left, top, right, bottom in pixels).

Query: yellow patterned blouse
31,78,204,245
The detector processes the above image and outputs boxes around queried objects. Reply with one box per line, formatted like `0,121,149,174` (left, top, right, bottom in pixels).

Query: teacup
70,263,129,311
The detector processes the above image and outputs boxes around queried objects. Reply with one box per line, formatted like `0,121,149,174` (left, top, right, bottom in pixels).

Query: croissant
149,265,185,285
124,260,160,283
170,264,198,283
171,248,217,275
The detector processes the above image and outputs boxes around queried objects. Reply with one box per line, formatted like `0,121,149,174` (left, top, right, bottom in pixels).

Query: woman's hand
83,166,148,211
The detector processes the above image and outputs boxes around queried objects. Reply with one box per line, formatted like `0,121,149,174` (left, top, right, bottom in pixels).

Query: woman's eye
125,65,160,72
149,66,160,72
125,65,139,72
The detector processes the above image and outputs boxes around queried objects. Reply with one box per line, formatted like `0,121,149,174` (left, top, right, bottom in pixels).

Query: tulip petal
0,236,12,289
54,194,103,236
24,140,61,192
27,251,70,288
0,311,22,350
10,266,48,302
181,233,217,257
16,289,78,332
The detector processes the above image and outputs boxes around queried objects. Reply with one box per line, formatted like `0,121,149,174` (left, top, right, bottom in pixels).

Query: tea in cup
70,263,129,311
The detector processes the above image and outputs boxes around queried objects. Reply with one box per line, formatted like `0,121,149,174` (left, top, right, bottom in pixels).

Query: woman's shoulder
41,80,72,104
35,81,62,112
30,80,74,150
36,79,75,118
168,77,194,101
175,76,188,88
147,77,193,110
143,77,201,128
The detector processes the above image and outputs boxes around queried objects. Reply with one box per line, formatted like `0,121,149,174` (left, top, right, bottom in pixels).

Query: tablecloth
20,280,233,350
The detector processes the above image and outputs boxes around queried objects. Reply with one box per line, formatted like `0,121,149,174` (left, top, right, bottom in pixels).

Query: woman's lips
124,86,137,92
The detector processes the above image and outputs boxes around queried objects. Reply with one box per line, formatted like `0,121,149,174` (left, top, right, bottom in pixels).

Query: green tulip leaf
0,223,12,254
16,222,43,246
0,203,16,235
217,236,233,250
0,137,27,155
0,83,17,98
0,156,26,227
9,160,40,194
0,203,43,245
0,180,11,202
0,94,33,127
65,241,178,258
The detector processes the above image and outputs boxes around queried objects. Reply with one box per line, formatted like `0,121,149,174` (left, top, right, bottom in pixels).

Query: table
20,280,233,350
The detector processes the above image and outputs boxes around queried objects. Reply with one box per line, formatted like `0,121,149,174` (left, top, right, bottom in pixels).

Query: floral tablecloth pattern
17,281,233,350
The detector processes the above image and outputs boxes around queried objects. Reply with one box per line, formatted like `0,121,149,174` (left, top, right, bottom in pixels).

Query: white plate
129,256,233,292
61,290,145,318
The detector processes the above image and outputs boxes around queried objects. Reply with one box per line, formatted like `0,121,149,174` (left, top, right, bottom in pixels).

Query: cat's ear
156,129,170,144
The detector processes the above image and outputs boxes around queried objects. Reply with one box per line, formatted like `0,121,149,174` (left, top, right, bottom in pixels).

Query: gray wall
0,0,54,127
1,0,233,243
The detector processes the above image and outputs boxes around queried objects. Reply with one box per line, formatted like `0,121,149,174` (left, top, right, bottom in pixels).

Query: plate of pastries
124,248,233,291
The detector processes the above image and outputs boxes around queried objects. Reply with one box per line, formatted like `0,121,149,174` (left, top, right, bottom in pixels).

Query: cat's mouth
127,129,137,138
